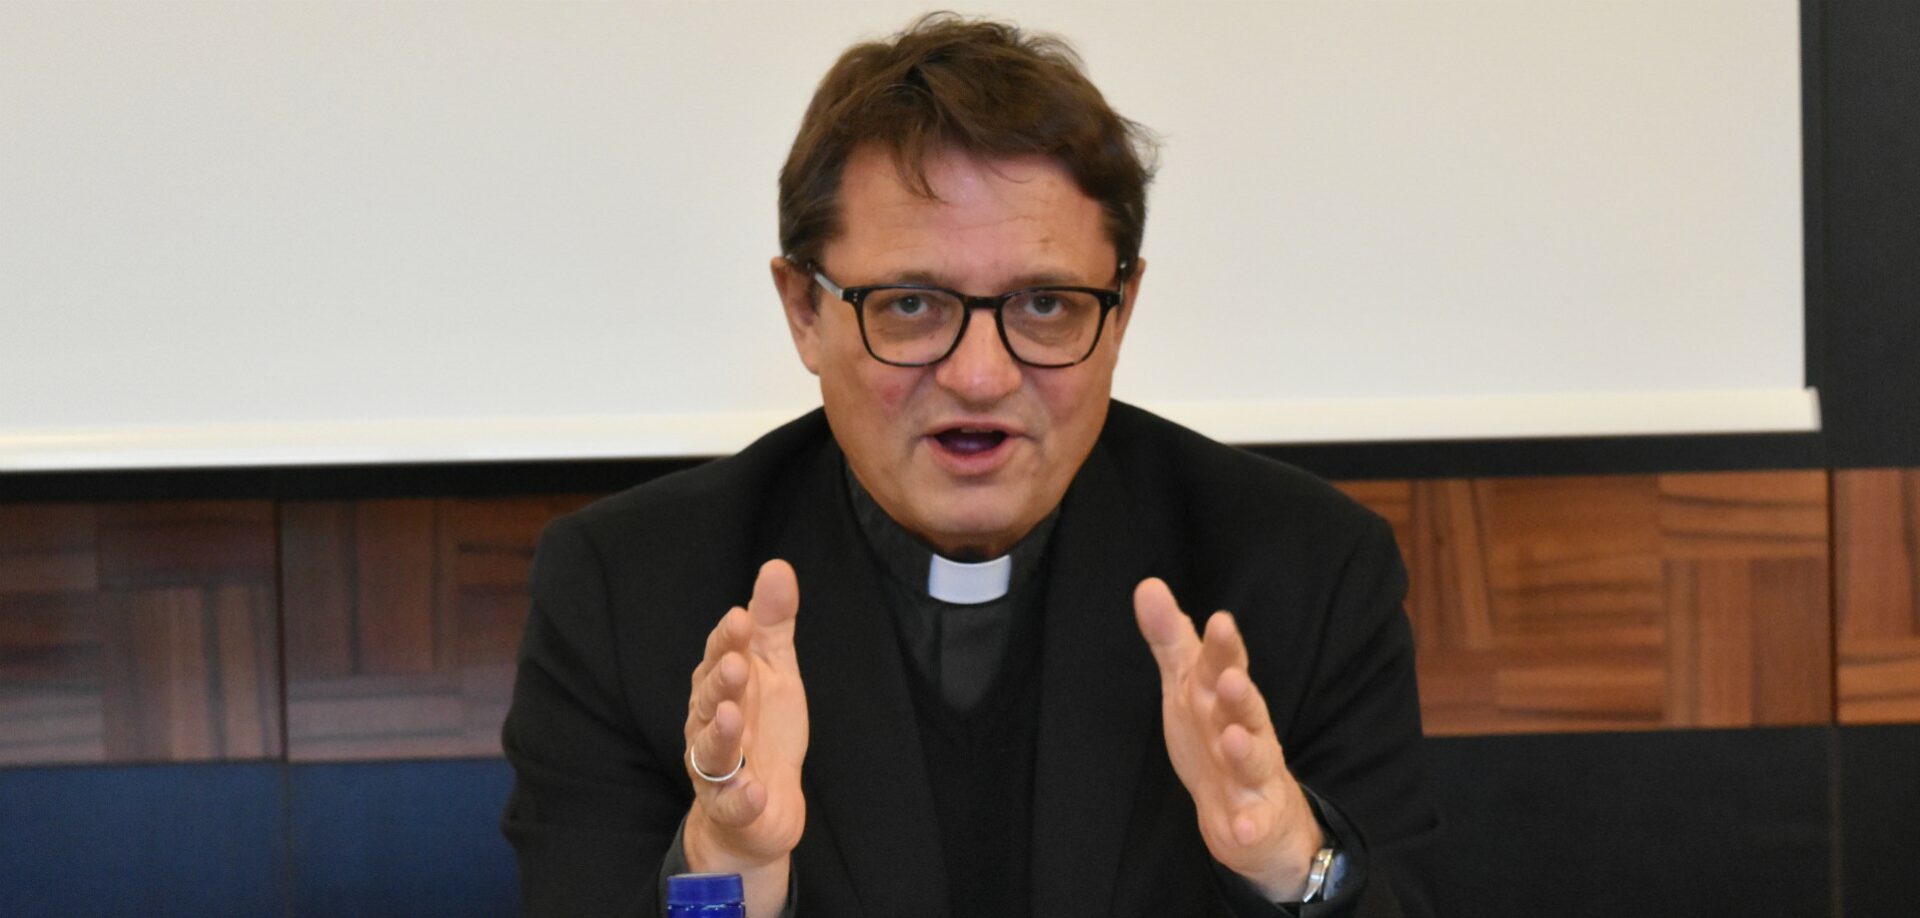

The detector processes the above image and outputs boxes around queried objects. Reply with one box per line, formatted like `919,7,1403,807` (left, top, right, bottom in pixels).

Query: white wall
0,1,1812,471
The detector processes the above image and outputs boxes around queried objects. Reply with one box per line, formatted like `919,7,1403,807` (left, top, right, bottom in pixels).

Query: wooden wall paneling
1836,468,1920,723
96,503,283,762
0,592,106,763
1485,476,1665,733
354,501,439,675
0,466,1869,766
1658,472,1832,727
285,499,456,760
282,495,596,760
0,504,97,594
280,501,357,680
211,582,278,756
1338,471,1832,736
97,502,278,588
441,498,592,752
1750,559,1835,721
0,502,281,765
0,506,104,763
117,588,219,759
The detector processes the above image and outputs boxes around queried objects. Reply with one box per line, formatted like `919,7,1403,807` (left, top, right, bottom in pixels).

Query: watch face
1302,847,1339,902
1321,849,1350,901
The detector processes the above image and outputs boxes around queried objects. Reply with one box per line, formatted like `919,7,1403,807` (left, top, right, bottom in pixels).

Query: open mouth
932,427,1009,455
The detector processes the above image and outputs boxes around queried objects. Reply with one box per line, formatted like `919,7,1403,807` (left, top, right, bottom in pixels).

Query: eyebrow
886,269,1090,290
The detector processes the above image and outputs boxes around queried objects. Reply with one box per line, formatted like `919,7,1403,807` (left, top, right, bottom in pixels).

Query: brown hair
778,12,1158,278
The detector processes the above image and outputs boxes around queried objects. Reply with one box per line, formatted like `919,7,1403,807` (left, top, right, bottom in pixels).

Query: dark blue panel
1840,724,1920,918
288,759,517,917
1821,0,1920,465
0,762,285,917
1425,727,1832,918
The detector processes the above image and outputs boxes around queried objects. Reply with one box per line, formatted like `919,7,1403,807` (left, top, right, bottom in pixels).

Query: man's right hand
682,558,809,915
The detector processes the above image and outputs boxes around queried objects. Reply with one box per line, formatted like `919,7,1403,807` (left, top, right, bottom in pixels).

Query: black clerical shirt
655,471,1331,916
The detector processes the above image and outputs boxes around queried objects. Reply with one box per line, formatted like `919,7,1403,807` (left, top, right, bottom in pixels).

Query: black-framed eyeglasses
800,262,1127,368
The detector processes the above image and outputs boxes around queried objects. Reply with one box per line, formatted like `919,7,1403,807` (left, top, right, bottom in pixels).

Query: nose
932,309,1023,405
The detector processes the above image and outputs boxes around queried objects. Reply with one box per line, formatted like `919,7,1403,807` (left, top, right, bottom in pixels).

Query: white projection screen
0,1,1814,471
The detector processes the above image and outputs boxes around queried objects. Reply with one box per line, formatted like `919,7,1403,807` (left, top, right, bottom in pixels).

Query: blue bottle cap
667,872,744,906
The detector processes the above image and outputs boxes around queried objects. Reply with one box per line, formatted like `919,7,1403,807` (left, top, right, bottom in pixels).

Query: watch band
1300,846,1337,902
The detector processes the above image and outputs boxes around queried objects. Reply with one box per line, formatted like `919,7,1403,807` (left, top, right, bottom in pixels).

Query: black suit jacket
502,402,1440,917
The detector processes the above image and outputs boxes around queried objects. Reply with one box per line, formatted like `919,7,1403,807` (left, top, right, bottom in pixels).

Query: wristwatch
1299,846,1339,902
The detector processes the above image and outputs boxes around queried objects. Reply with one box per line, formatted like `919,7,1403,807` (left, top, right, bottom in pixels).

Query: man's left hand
1134,577,1325,901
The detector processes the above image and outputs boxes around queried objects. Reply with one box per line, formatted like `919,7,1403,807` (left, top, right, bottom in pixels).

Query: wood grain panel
1340,471,1832,736
0,593,106,763
1836,468,1920,723
0,502,282,764
0,467,1881,763
282,495,594,760
354,500,438,675
97,502,277,588
280,501,355,680
0,505,97,595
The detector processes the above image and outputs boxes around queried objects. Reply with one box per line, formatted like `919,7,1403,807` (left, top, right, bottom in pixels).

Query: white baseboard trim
0,388,1819,472
1145,387,1821,446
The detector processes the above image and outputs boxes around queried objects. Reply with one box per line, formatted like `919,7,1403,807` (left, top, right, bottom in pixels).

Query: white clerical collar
927,553,1013,604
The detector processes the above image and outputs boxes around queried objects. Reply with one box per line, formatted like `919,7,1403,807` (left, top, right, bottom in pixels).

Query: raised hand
682,559,809,915
1133,577,1324,901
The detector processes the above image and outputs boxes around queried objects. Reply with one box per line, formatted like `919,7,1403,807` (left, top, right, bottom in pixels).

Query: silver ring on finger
688,746,746,783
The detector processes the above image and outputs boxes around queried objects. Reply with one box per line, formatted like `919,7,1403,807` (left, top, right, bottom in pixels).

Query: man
503,14,1438,917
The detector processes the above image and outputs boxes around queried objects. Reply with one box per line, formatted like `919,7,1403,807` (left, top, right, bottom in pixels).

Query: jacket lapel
1030,437,1164,915
774,442,950,917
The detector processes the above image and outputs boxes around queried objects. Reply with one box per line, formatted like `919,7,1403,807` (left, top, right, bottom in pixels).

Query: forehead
828,144,1115,282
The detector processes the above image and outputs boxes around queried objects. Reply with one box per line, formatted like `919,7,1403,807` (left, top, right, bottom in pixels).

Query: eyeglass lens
859,288,1104,365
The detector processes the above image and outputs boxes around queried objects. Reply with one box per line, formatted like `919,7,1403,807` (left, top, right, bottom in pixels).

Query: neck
842,462,1061,604
928,537,1012,562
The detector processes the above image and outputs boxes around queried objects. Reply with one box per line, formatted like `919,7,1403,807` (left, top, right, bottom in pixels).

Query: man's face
774,145,1141,558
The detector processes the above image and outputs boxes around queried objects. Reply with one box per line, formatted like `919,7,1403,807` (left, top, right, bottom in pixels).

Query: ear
771,256,823,376
1106,256,1146,350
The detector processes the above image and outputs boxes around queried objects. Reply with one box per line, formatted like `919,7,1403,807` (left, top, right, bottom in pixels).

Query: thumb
748,558,800,650
1134,577,1199,684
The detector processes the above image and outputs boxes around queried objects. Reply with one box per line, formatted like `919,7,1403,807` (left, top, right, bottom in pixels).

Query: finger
1214,665,1275,739
1194,611,1250,692
1217,721,1280,788
702,774,769,829
1134,578,1200,684
690,699,747,786
747,559,800,653
693,607,750,686
690,650,748,723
